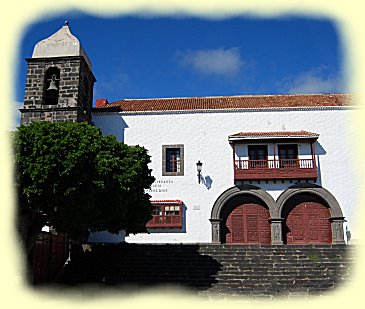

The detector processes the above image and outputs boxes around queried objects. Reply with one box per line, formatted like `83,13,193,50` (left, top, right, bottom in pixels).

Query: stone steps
53,243,353,298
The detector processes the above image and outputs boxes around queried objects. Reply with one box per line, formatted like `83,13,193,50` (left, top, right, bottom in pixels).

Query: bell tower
20,21,96,124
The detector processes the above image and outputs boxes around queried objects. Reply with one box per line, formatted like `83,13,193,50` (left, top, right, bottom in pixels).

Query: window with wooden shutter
162,145,184,176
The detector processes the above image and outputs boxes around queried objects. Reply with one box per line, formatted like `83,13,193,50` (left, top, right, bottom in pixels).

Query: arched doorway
212,184,346,245
276,184,346,245
225,202,271,244
210,185,276,244
282,193,331,244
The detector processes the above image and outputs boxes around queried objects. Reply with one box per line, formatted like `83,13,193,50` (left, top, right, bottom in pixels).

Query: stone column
330,217,346,244
269,218,284,245
209,219,222,243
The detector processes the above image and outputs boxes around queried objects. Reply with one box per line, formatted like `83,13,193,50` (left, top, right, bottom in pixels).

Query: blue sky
16,12,344,107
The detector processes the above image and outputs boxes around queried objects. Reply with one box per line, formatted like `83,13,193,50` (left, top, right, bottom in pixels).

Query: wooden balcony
234,158,317,180
146,200,183,229
146,214,182,228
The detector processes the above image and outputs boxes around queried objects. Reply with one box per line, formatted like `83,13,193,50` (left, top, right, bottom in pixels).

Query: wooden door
286,202,331,244
226,203,271,244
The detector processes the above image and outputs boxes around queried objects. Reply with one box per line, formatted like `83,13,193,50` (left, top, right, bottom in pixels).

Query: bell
47,80,58,91
47,74,59,91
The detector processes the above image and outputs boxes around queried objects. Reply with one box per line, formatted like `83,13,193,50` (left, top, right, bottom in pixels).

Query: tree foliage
13,121,154,252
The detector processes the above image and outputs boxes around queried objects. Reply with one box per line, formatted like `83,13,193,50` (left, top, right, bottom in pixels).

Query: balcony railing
146,214,182,228
234,158,317,180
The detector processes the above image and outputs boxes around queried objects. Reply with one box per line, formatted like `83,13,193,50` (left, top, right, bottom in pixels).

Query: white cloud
284,67,345,94
94,72,131,101
177,47,243,77
99,72,130,91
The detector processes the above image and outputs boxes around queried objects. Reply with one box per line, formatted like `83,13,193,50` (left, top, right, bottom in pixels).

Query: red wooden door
286,202,331,244
226,203,271,244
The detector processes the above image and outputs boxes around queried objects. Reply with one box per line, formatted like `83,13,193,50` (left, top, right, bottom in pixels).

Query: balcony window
278,144,298,168
248,145,268,168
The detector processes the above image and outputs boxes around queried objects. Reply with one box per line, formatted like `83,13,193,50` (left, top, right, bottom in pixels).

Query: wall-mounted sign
146,179,174,193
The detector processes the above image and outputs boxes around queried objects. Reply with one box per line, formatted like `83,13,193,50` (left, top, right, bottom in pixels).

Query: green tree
13,121,154,255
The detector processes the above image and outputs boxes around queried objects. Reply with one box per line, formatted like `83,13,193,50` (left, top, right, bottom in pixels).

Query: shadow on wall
93,115,128,142
54,243,222,291
200,174,213,190
315,141,326,187
315,141,326,156
87,230,126,243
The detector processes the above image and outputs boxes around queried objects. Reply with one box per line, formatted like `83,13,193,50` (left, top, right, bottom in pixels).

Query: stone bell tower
20,21,96,124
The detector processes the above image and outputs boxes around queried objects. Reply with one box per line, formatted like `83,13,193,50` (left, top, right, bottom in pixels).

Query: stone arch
210,185,276,243
276,184,345,244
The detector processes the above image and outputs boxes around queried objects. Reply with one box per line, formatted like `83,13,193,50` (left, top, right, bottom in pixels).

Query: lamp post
196,161,203,184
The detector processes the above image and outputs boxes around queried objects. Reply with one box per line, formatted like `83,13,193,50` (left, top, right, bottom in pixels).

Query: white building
91,94,357,245
21,22,358,245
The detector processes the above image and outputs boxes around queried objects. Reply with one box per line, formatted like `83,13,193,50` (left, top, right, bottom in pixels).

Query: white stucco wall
91,107,359,243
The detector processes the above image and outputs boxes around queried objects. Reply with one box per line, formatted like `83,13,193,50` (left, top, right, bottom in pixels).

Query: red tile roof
229,130,319,138
94,94,353,113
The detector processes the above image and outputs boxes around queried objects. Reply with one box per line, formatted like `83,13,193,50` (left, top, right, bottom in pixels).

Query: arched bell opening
43,67,60,105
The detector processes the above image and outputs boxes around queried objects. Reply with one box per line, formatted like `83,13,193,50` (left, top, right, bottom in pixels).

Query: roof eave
228,135,319,143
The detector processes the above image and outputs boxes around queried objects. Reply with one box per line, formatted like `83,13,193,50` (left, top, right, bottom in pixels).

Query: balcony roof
228,130,319,142
151,200,183,205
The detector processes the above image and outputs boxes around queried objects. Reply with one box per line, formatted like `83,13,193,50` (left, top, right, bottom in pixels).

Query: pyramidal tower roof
32,21,92,69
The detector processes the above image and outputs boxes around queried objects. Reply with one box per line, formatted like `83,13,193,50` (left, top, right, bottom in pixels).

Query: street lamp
196,161,203,184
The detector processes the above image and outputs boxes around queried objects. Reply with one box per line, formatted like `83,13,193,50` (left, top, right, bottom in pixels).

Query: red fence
32,231,70,284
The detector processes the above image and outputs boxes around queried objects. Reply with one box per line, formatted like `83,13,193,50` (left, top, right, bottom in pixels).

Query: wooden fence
32,231,70,284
